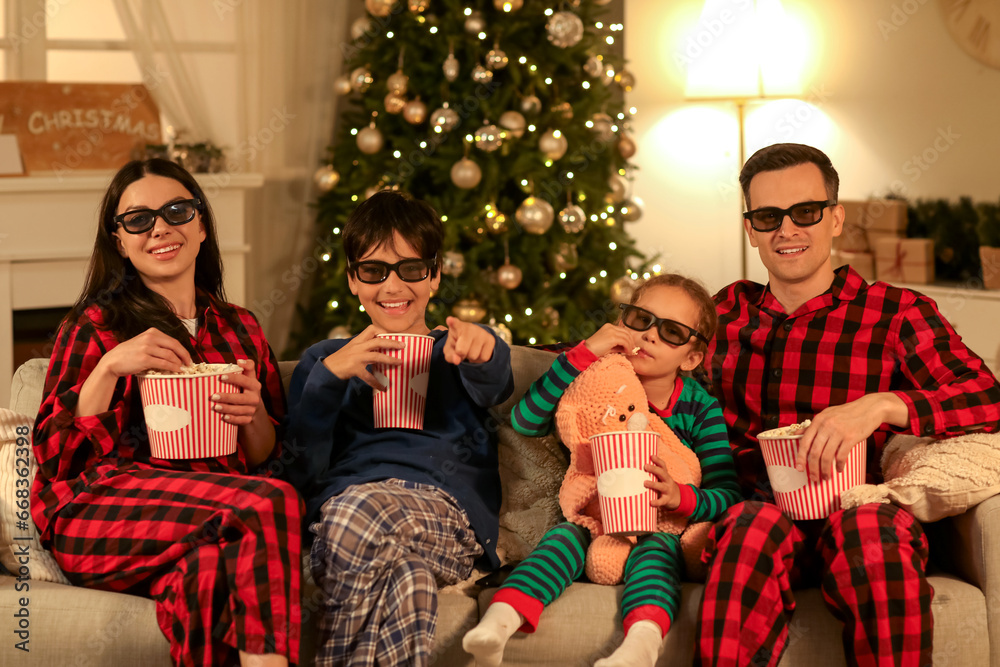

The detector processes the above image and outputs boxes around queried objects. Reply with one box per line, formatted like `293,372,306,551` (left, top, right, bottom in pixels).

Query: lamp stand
736,98,748,280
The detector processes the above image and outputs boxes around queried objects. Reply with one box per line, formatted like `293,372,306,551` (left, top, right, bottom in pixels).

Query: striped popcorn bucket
590,430,660,536
373,333,434,430
758,431,867,520
137,364,242,459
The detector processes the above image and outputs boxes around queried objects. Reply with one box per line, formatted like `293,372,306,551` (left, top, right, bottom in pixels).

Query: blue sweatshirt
285,327,514,569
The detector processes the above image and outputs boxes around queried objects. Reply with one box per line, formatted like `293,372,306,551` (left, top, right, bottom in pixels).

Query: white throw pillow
0,408,71,583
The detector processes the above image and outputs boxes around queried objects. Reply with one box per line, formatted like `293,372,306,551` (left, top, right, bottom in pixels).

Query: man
698,143,1000,666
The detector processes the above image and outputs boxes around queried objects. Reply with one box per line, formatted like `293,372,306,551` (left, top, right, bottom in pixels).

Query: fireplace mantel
0,171,263,407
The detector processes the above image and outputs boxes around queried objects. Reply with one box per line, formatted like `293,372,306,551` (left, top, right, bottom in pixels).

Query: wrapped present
874,237,935,284
842,199,908,233
832,250,875,282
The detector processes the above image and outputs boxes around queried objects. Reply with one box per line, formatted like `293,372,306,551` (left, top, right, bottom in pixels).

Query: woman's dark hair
629,273,717,353
342,190,444,276
65,158,245,358
739,143,840,211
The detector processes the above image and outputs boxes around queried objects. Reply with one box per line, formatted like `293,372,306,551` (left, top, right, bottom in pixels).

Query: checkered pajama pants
48,466,303,667
696,501,932,667
492,522,682,636
309,479,483,666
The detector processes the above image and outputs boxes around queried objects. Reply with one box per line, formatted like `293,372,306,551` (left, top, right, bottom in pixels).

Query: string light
518,56,527,64
544,77,553,84
525,307,533,316
393,150,402,158
478,31,486,39
359,305,366,312
630,106,637,115
595,21,604,29
606,36,614,45
351,128,359,135
505,313,513,322
527,124,536,132
631,272,640,280
590,214,598,221
520,179,529,186
441,215,449,222
529,337,537,344
544,8,553,15
464,7,472,15
322,253,331,261
544,160,553,167
529,64,537,72
329,300,338,309
560,272,567,279
606,205,615,213
582,81,591,89
351,194,358,201
420,141,427,148
333,227,341,234
589,277,597,284
585,120,594,128
387,31,394,38
609,242,617,250
430,26,438,34
566,172,574,179
643,272,651,280
653,264,662,272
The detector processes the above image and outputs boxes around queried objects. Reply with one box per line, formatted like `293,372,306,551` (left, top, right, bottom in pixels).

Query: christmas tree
289,0,651,354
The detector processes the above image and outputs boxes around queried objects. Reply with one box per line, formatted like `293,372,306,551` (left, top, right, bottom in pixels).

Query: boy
286,190,514,666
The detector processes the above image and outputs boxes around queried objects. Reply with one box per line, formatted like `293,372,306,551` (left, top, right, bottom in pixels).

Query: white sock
462,601,524,667
594,620,663,667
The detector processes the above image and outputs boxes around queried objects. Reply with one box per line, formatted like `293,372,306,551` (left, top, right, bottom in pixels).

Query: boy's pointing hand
443,316,496,365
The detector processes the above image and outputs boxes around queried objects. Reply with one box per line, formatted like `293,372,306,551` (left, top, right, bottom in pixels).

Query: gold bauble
493,0,523,10
471,64,494,84
443,53,460,82
497,263,523,290
485,206,509,234
610,275,638,303
550,242,579,272
498,110,526,139
490,321,513,345
328,325,352,339
552,101,573,120
541,305,560,328
450,158,483,189
442,250,466,277
403,98,428,124
620,197,644,223
408,0,430,12
606,173,628,203
334,75,353,96
430,104,460,133
516,197,555,235
591,112,615,142
351,16,374,40
539,129,568,160
464,223,486,242
465,11,486,34
384,91,407,114
616,69,636,92
558,203,586,233
486,47,509,70
618,135,637,159
453,299,487,323
365,0,394,17
357,126,384,154
314,164,340,192
546,11,584,48
387,69,409,95
350,66,373,92
584,54,604,78
474,123,503,152
520,94,542,115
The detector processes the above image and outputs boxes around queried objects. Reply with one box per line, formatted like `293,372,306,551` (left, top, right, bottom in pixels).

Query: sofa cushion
10,358,47,418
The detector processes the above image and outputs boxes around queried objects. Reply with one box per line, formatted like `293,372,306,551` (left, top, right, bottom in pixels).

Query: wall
625,0,1000,294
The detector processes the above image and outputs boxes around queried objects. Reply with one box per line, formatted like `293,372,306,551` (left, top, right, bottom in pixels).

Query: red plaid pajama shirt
30,298,302,666
698,266,1000,666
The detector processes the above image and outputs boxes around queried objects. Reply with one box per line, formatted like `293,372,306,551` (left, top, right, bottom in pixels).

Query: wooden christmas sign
0,81,161,174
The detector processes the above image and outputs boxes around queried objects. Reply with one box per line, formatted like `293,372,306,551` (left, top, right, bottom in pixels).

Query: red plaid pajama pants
47,466,303,667
696,501,932,667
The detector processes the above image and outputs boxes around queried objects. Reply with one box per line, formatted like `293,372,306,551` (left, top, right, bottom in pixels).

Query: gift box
835,200,908,253
832,250,875,282
874,237,935,284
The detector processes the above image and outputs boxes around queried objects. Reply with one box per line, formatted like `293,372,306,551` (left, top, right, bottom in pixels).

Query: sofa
1,345,998,666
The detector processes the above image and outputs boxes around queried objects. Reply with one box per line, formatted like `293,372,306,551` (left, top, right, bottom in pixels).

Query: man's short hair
342,190,444,278
739,143,840,210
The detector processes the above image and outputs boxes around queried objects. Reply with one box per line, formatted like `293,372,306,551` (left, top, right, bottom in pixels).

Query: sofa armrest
936,494,1000,591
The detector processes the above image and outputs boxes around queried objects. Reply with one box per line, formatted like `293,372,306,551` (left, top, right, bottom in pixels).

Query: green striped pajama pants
490,522,681,636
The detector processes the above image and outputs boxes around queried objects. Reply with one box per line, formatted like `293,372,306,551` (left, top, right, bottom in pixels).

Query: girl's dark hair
739,143,840,210
66,158,246,359
342,190,444,276
629,273,717,353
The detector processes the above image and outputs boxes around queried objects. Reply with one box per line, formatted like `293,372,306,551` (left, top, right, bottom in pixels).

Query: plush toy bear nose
626,412,649,431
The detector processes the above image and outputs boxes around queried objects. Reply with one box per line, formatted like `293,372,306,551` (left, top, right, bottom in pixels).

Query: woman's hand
211,358,261,426
645,454,681,510
584,322,634,357
322,325,403,390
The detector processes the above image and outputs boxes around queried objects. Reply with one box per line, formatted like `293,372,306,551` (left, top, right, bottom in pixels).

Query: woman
30,158,301,667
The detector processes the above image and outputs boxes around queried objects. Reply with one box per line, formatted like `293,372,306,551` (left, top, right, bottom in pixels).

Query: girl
30,158,301,667
463,273,741,667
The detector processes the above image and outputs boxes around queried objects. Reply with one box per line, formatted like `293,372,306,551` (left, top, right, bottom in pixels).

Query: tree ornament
489,320,513,345
486,46,509,70
616,69,636,92
485,205,509,234
450,158,482,189
497,263,523,290
357,124,384,154
384,91,407,114
558,203,587,233
441,250,466,277
465,11,486,34
541,305,559,328
387,69,409,95
539,129,568,160
350,66,373,92
520,94,542,115
550,242,579,272
465,222,487,242
607,173,628,203
474,123,503,152
546,11,585,48
584,54,604,78
516,197,555,234
403,98,428,124
593,0,613,4
471,63,494,84
334,75,352,96
328,325,352,339
430,103,460,133
498,110,526,139
618,134,637,159
620,197,644,223
314,164,340,192
365,0,394,18
452,299,487,323
591,112,615,142
552,101,573,120
494,0,523,11
610,274,638,303
351,16,374,40
443,51,460,82
408,0,430,12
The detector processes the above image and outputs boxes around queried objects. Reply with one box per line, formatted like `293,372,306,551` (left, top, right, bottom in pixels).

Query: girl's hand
645,454,681,510
210,359,262,426
322,325,403,390
584,322,634,357
443,317,495,365
97,327,193,378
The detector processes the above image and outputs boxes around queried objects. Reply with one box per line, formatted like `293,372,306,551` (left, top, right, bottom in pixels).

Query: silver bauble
485,206,509,234
351,16,374,41
430,104,460,133
584,54,604,78
314,164,340,192
546,11,584,48
387,69,409,95
550,242,579,272
403,98,428,124
620,197,644,223
516,197,555,235
384,91,406,114
408,0,430,12
486,47,509,70
356,126,384,154
442,250,466,277
610,275,638,303
452,299,487,323
497,263,523,290
474,124,503,152
520,94,542,115
334,75,353,96
607,173,628,203
618,134,637,159
498,110,526,139
558,204,587,233
365,0,394,18
465,11,486,34
329,325,352,339
490,321,513,345
616,69,636,92
350,66,373,92
539,129,568,160
450,158,483,189
591,112,615,142
471,63,494,84
443,53,460,82
552,101,574,120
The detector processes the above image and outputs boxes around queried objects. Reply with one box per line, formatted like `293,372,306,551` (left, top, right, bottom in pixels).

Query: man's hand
796,392,909,482
584,322,634,357
645,454,681,510
442,316,495,365
321,325,402,390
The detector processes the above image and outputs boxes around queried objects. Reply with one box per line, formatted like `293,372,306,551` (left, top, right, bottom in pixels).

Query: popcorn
630,346,641,355
142,362,240,377
759,419,812,439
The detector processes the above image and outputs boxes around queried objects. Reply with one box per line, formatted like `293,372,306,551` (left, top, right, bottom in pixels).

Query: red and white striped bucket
137,364,241,459
589,430,659,536
758,430,867,520
373,333,434,430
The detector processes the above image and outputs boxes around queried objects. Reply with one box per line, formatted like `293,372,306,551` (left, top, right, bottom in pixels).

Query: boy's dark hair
342,190,444,277
739,143,840,211
629,273,717,353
